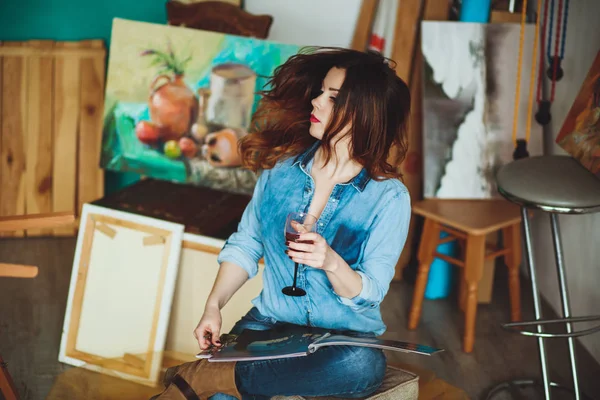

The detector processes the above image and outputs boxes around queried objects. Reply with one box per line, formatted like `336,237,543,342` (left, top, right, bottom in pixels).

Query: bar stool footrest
486,378,594,400
501,315,600,338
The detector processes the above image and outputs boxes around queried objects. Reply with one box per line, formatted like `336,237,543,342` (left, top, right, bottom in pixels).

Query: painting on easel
421,21,543,199
101,18,301,195
555,50,600,178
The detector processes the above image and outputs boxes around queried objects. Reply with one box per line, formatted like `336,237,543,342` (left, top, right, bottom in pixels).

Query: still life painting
421,21,543,199
555,50,600,178
101,18,301,194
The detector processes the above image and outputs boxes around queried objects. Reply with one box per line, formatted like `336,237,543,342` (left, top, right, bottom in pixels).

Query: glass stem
292,262,299,288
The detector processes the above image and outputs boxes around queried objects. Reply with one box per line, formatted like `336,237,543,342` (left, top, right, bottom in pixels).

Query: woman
155,47,412,400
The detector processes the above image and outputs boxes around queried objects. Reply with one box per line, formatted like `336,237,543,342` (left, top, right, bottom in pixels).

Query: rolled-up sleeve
217,169,269,279
336,189,411,311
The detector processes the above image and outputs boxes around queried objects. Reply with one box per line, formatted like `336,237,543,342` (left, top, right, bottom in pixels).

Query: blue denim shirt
217,142,411,335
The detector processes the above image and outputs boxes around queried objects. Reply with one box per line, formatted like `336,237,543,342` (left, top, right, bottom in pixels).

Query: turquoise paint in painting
194,35,301,115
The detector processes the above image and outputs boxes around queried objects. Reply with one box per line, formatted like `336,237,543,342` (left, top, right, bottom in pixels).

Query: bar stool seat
497,155,600,213
487,155,600,400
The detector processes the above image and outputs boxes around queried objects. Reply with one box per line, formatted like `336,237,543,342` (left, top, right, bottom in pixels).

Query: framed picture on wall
555,50,600,178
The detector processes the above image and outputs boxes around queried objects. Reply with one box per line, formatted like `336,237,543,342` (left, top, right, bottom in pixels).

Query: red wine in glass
282,212,317,297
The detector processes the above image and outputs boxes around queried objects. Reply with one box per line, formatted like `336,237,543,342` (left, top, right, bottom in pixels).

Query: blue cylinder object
424,231,458,300
459,0,492,23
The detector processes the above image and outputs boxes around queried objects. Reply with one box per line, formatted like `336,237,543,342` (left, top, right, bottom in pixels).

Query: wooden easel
351,0,451,280
0,212,74,400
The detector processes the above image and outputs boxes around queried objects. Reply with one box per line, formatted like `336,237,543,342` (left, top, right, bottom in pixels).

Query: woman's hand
193,305,223,350
286,232,340,272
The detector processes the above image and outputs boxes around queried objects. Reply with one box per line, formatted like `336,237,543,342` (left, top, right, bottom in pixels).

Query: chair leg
458,269,467,312
0,355,19,400
550,213,582,399
408,218,441,330
502,223,522,322
520,207,552,399
456,241,466,312
463,234,486,353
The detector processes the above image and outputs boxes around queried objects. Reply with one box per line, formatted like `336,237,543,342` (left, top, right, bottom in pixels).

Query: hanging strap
511,0,529,146
512,0,544,146
525,0,544,144
172,374,201,400
536,0,551,104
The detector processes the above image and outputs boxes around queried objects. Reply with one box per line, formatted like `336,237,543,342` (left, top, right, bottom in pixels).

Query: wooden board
390,0,423,84
0,40,106,237
58,204,184,387
0,42,27,237
77,40,105,220
25,41,55,236
350,0,379,51
52,42,81,236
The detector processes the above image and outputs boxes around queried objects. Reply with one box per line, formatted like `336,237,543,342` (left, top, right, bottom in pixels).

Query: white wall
244,0,363,48
530,0,600,362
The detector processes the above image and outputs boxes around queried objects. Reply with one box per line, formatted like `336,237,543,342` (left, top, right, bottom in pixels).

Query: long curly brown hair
240,47,411,180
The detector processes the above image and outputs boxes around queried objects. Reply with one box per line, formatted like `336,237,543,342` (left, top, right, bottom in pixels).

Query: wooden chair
166,0,274,39
0,212,74,400
407,199,523,353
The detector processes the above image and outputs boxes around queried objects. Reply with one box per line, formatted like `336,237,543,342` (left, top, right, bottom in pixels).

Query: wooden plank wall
0,40,106,237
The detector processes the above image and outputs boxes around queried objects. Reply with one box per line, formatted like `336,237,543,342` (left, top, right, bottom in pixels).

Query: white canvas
58,203,184,386
166,233,264,357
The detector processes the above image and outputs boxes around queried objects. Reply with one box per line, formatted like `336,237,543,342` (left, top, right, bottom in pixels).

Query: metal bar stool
486,155,600,400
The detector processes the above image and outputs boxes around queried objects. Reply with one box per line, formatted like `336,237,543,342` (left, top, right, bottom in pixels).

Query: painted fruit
136,120,161,144
164,140,182,159
179,137,198,158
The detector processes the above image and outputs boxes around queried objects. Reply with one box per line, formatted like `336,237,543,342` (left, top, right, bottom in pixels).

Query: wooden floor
1,237,599,400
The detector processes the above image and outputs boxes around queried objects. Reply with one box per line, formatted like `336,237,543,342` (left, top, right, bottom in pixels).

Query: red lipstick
310,114,320,123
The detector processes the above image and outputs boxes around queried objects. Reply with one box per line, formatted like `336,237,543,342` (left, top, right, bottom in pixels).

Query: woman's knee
334,347,386,395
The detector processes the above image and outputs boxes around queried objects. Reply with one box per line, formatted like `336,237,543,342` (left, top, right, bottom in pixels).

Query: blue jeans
210,307,387,400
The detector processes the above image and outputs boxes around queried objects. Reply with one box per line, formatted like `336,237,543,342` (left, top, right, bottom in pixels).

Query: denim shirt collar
292,140,371,192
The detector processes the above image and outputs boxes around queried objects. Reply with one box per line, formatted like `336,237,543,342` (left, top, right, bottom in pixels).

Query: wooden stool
407,199,523,353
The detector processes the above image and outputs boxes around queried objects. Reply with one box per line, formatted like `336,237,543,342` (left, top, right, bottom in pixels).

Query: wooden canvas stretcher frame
58,203,184,387
163,232,264,364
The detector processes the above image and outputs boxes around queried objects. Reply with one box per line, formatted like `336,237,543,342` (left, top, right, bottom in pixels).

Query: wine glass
282,212,317,297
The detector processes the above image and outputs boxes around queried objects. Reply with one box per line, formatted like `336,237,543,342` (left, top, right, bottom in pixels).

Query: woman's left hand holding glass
286,232,340,272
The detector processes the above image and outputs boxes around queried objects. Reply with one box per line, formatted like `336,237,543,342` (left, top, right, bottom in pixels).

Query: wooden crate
0,40,106,237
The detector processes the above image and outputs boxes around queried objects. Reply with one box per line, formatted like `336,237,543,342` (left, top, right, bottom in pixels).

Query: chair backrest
166,0,274,39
